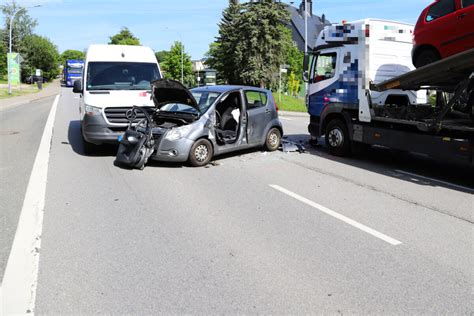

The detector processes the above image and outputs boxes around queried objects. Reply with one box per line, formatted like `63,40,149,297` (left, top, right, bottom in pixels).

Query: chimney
299,0,312,17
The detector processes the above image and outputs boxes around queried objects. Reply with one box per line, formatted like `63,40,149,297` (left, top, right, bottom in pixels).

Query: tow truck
304,19,474,165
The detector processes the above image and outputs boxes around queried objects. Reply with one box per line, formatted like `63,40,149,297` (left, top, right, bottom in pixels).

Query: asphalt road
2,88,473,313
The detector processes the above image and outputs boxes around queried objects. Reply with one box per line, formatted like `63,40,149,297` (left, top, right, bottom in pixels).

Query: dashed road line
270,184,402,246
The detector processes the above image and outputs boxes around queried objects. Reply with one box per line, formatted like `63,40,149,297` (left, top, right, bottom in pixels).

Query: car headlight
85,105,102,116
164,125,192,141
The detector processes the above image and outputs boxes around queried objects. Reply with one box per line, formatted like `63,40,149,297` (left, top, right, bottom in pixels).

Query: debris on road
281,139,306,153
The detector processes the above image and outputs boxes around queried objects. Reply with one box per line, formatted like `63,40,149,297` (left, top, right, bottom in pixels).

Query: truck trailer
304,19,473,166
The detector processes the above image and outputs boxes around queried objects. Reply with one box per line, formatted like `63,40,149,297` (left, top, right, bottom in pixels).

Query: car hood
151,79,199,111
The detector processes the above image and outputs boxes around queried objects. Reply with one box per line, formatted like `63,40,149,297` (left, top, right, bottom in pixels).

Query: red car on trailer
412,0,474,67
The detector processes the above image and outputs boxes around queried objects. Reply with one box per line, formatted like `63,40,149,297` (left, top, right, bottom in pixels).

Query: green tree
235,0,289,88
206,0,241,84
1,1,38,78
109,27,140,46
0,34,7,78
161,41,193,86
155,50,169,63
60,49,85,65
22,34,60,80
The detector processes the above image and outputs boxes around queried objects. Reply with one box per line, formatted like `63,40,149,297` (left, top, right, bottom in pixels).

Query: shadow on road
67,120,118,157
284,133,474,194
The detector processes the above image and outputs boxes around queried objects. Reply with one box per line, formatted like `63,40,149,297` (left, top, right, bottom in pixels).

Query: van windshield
86,62,161,91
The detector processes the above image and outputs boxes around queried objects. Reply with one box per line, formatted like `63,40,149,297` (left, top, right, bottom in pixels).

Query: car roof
191,85,270,94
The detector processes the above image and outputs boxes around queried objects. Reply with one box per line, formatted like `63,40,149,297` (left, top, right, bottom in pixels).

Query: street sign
7,53,20,85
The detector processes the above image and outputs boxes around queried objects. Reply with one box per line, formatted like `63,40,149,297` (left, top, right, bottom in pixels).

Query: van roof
85,44,157,63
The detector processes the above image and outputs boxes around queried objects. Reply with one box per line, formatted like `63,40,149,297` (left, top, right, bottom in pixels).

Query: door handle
458,13,467,19
265,109,271,114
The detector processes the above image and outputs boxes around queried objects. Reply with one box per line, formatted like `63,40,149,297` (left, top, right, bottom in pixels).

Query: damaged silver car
115,79,283,169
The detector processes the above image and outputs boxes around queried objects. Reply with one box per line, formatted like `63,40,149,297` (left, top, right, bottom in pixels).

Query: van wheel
82,135,100,155
189,139,213,167
325,119,351,157
414,48,440,68
265,128,281,151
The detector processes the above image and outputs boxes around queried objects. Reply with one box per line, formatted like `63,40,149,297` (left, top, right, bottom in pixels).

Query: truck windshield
67,67,83,74
86,62,161,91
312,53,337,83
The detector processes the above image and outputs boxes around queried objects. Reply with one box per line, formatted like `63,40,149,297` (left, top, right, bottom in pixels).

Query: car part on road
115,106,155,170
281,139,306,153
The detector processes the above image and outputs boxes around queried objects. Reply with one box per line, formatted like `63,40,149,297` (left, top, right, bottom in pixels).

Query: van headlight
164,125,192,141
85,105,102,116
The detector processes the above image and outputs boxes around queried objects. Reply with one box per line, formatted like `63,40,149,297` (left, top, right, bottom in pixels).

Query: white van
73,44,162,153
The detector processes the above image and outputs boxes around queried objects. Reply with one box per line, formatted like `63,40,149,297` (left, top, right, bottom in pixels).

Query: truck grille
104,107,155,124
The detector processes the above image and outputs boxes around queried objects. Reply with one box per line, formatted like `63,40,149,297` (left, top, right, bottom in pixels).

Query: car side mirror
73,80,83,94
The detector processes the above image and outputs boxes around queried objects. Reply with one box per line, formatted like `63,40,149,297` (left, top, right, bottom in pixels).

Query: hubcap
269,132,279,147
328,128,344,147
194,144,209,162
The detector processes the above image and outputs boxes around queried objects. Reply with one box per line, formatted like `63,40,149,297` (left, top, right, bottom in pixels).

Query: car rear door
456,0,474,53
245,90,269,145
424,0,458,57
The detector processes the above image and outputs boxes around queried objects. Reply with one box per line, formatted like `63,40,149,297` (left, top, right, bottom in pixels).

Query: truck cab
306,19,425,152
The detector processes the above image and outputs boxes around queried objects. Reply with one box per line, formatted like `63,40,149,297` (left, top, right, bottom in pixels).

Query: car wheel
188,139,213,167
325,119,351,156
265,127,281,151
81,130,100,155
414,48,440,68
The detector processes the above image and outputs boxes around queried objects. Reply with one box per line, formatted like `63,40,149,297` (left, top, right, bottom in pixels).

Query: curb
0,82,61,111
279,110,309,118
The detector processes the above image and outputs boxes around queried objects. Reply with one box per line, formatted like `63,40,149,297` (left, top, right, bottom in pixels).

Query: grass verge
0,85,42,99
275,94,307,112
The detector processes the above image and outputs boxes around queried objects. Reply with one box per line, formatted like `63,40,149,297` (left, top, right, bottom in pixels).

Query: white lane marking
395,169,474,193
1,95,60,315
270,185,402,246
279,117,293,121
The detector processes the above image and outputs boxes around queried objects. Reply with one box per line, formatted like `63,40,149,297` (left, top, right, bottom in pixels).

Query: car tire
81,132,99,155
264,128,281,151
325,119,351,157
414,48,440,68
188,139,213,167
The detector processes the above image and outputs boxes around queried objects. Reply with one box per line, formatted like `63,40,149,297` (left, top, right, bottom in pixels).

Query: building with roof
285,0,330,51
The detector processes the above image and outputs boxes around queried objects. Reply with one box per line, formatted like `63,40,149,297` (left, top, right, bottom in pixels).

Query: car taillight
272,94,279,112
365,24,370,37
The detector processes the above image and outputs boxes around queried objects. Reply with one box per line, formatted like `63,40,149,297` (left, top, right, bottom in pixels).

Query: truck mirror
303,54,310,72
303,70,310,83
73,80,83,93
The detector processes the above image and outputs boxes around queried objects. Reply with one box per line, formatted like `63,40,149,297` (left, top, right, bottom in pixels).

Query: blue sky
1,0,434,59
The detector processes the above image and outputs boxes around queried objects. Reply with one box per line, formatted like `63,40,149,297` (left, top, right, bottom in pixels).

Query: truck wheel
264,128,281,151
325,119,351,157
414,48,440,68
188,139,213,167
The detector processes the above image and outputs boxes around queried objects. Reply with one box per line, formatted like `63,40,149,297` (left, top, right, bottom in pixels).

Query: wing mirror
73,80,83,94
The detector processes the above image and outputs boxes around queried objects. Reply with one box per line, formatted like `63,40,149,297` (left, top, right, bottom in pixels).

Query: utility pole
8,5,41,95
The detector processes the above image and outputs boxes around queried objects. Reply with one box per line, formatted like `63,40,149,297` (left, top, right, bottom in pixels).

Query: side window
311,52,337,83
462,0,474,7
245,91,267,110
426,0,455,22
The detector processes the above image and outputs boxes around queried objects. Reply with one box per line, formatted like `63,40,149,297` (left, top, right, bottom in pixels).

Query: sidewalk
0,80,61,110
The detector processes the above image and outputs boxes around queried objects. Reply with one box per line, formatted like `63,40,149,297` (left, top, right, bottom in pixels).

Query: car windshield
192,91,221,113
160,103,200,115
86,62,161,91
